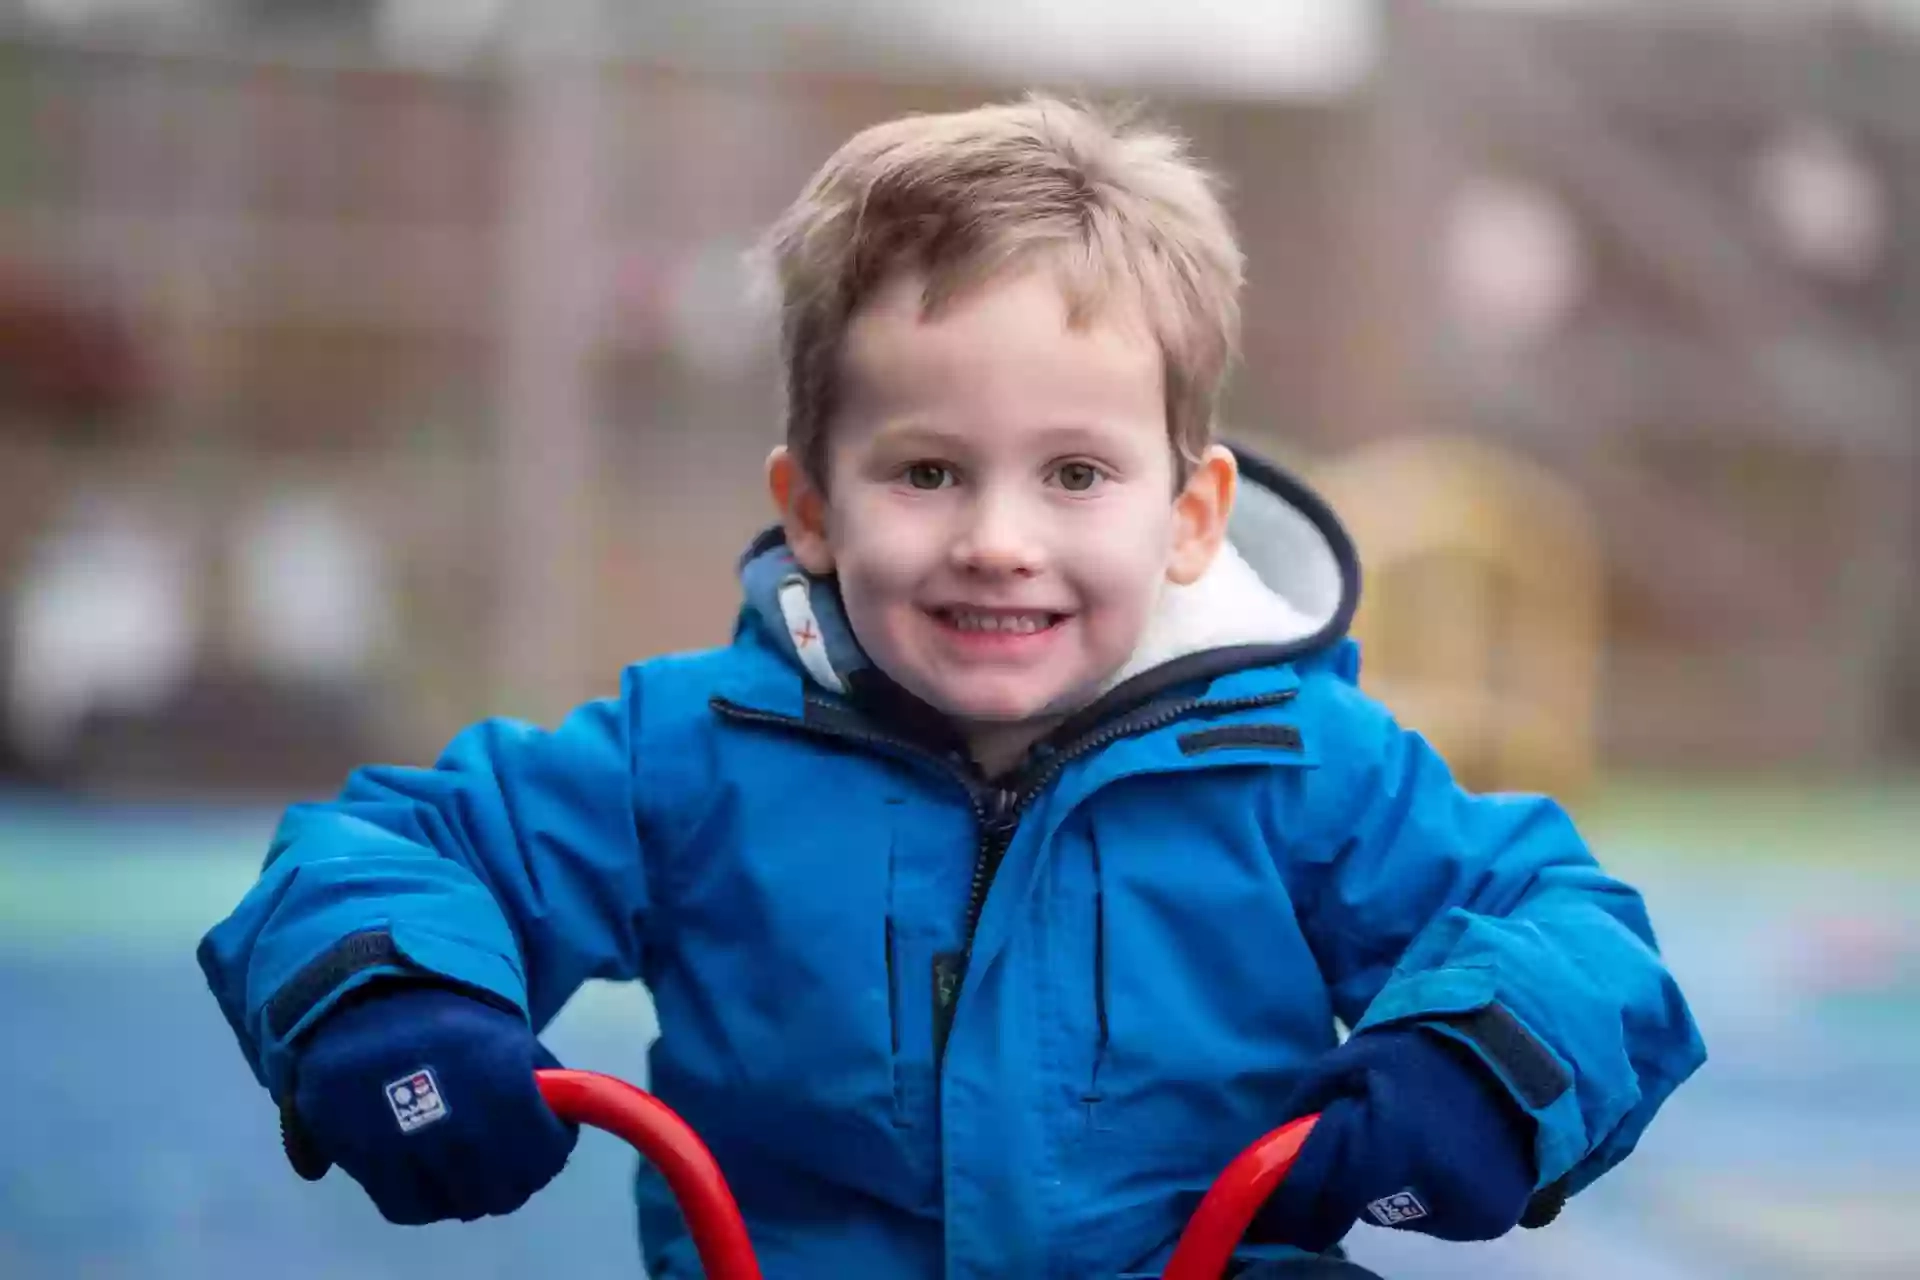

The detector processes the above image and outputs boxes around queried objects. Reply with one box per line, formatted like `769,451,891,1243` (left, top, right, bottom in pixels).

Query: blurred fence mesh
0,2,1914,794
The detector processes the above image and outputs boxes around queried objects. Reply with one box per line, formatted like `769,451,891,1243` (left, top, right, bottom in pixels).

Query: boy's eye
1054,461,1104,492
903,462,954,490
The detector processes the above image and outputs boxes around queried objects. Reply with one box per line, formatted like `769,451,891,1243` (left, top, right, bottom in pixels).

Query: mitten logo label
1367,1189,1429,1227
386,1067,449,1133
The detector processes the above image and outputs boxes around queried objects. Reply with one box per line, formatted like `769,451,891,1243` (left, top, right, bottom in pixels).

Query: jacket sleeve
1289,676,1706,1197
196,668,653,1099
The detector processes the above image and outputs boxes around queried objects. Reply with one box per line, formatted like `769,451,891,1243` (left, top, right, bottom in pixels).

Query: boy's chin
928,681,1089,729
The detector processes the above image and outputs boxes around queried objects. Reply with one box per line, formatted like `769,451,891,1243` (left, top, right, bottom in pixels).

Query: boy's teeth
951,611,1048,634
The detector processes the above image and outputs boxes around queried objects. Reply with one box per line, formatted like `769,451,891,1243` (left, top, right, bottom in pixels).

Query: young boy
200,97,1704,1279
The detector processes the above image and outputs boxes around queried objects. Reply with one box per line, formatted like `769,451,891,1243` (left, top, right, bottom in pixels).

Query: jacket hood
737,444,1361,707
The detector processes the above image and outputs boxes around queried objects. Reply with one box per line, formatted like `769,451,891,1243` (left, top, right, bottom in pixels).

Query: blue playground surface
2,778,1916,1278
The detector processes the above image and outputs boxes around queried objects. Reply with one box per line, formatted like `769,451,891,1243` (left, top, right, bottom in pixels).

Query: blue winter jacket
199,453,1705,1278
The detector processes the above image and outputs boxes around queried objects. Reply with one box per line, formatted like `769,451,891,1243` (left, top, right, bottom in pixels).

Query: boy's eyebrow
867,421,971,452
1028,422,1134,453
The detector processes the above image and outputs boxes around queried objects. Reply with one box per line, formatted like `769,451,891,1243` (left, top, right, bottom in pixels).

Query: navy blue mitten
1253,1027,1539,1254
283,983,577,1225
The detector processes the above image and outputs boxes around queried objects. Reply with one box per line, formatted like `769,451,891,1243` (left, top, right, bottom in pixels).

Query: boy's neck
964,717,1066,781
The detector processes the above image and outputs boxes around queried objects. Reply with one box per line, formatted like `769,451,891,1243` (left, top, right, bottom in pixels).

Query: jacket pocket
884,827,921,1129
885,911,911,1126
1083,840,1112,1130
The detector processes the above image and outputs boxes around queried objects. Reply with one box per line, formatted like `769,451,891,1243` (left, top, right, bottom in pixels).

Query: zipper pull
983,786,1020,839
932,951,966,1064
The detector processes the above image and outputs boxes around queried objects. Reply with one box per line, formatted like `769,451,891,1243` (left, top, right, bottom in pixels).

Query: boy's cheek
840,519,950,587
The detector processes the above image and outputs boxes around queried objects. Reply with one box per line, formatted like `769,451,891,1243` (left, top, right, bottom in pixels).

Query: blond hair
760,95,1244,485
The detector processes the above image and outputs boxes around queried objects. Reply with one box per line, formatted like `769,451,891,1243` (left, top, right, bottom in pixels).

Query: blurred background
1,0,1916,1275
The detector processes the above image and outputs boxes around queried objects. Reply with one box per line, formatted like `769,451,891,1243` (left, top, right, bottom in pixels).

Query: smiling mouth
929,607,1070,636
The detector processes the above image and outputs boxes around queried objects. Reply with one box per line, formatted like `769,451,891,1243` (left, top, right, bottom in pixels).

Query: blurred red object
0,259,147,433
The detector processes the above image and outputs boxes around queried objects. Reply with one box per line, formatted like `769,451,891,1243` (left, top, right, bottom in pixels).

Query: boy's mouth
928,607,1069,636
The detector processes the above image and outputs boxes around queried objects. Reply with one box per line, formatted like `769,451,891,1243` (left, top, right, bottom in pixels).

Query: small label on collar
777,575,847,694
1177,724,1303,756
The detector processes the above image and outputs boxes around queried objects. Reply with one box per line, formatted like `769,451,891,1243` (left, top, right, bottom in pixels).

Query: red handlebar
535,1070,763,1279
534,1068,1317,1280
1160,1111,1319,1280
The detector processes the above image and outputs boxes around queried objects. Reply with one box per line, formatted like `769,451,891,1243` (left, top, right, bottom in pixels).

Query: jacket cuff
254,924,527,1096
1355,966,1587,1187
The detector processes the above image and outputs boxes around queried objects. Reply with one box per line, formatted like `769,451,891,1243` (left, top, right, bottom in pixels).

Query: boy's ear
766,446,835,574
1167,445,1237,586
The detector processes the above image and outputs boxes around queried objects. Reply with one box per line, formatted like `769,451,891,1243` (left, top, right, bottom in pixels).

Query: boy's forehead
837,269,1163,429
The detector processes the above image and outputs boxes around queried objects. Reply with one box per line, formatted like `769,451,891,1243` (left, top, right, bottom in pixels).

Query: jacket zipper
711,687,1299,1062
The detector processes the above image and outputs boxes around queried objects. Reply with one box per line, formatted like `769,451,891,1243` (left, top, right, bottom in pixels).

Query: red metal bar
535,1069,763,1280
1162,1114,1320,1280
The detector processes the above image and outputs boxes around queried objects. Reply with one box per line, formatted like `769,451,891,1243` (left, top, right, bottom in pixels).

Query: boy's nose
951,494,1045,578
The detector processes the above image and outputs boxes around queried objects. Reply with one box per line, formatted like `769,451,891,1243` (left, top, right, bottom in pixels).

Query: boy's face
771,268,1234,732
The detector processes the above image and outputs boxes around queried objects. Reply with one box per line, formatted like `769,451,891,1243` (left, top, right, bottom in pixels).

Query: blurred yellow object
1310,435,1603,801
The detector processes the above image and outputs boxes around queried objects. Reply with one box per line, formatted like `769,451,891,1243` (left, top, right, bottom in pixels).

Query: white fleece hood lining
1099,476,1345,692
